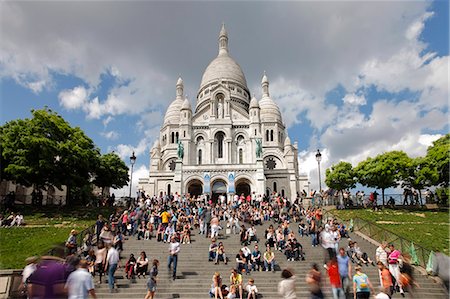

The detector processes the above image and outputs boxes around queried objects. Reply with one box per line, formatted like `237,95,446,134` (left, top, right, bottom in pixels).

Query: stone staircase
95,221,448,298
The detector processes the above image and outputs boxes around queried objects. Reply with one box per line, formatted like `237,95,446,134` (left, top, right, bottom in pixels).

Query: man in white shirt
104,245,120,293
65,260,97,299
168,236,180,280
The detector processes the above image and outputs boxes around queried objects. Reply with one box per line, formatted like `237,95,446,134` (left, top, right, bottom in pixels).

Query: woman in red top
326,257,345,299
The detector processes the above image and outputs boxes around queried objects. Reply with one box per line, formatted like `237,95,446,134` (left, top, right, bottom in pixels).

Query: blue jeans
168,254,178,278
311,233,318,246
108,263,117,290
264,260,275,271
331,287,345,299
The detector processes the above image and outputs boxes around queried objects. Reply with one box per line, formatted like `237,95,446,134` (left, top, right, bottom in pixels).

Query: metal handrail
322,210,436,269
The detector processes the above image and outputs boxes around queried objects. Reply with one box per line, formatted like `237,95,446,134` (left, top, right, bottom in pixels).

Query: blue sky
1,1,448,196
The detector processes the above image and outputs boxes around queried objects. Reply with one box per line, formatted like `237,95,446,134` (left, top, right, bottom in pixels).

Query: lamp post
129,151,137,198
315,149,322,193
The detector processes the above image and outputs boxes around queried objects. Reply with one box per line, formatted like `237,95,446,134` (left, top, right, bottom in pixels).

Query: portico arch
186,179,203,197
235,178,251,197
211,179,227,203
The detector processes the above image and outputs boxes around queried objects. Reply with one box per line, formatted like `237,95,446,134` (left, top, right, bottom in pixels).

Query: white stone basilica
138,25,308,201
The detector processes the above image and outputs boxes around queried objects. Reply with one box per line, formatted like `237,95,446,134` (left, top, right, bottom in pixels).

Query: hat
71,229,78,235
25,256,39,264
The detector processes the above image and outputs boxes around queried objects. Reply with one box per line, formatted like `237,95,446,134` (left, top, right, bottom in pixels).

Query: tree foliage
355,151,410,204
0,108,133,205
0,108,101,203
402,157,439,193
426,134,449,187
325,161,356,193
94,152,129,194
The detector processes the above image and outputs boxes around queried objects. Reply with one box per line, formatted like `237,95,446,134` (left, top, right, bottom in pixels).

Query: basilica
138,25,308,201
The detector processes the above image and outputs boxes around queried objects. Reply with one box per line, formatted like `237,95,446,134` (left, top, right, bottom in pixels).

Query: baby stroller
125,254,137,280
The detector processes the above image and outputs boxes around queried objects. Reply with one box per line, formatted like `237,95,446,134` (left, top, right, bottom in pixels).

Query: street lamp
315,149,322,192
129,151,137,198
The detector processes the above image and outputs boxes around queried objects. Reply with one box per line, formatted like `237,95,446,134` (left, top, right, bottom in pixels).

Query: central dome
199,24,248,92
200,55,247,89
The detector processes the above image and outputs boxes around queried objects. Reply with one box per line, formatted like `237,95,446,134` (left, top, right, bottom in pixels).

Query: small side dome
164,98,183,125
259,96,282,122
284,135,291,146
181,97,191,110
249,96,259,109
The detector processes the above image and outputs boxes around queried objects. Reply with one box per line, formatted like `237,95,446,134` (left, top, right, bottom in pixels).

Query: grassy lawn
0,205,115,269
331,208,449,255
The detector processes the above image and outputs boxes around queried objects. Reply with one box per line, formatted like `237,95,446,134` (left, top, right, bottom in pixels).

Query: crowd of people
16,190,449,299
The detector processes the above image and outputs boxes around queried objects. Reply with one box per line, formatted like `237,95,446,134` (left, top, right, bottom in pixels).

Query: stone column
174,159,183,195
255,158,265,196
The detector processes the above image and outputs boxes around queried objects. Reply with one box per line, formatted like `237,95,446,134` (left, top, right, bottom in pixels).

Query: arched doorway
235,179,251,197
211,180,227,203
186,179,203,198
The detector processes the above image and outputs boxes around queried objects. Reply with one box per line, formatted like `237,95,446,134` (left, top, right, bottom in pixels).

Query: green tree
0,108,100,205
426,134,449,188
325,161,357,201
94,152,129,196
355,151,410,205
402,157,439,204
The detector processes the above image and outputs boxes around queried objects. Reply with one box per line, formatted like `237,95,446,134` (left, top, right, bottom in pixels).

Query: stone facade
138,25,308,201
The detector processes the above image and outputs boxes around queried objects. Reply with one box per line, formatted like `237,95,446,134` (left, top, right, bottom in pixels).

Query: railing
44,223,96,257
316,193,444,208
322,210,434,269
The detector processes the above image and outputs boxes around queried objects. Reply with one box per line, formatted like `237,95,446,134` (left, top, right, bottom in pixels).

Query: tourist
216,242,228,265
375,242,388,267
325,257,344,299
95,215,105,241
168,235,180,280
94,241,106,283
99,224,113,245
104,244,120,293
337,247,352,297
27,253,67,298
230,268,243,299
401,253,419,296
353,265,374,299
209,238,218,261
66,229,78,255
306,263,324,299
251,244,262,271
263,244,275,272
211,272,224,299
125,253,136,280
387,244,404,296
278,268,296,299
376,261,393,296
65,259,97,299
19,256,38,296
136,251,149,278
144,259,159,299
245,278,258,299
236,249,249,274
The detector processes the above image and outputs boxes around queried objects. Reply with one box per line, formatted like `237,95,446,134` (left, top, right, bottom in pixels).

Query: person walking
306,263,324,299
65,260,97,299
337,247,352,297
278,269,296,299
144,259,159,299
353,265,375,299
387,244,404,296
104,245,120,293
167,235,180,280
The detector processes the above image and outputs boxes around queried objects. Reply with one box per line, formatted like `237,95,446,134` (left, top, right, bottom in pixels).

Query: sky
0,1,448,197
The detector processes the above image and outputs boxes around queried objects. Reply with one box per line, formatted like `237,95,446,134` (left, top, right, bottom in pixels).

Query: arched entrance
186,179,203,198
235,179,251,197
211,180,227,203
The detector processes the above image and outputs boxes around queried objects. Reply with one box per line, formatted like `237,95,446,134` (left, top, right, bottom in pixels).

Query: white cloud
112,164,149,197
58,86,89,110
101,130,120,140
343,93,366,106
102,116,114,127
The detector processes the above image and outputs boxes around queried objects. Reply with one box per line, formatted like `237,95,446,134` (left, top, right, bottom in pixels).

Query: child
245,278,258,299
